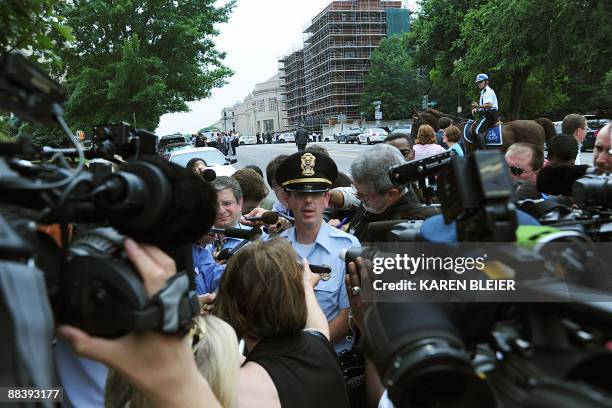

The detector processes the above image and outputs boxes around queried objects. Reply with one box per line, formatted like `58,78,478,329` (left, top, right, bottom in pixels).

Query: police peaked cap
275,151,338,193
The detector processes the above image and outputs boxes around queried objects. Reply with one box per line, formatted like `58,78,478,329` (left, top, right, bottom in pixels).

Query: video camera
1,53,216,391
346,152,612,407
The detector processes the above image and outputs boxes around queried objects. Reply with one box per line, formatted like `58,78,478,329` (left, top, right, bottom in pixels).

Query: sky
155,0,416,135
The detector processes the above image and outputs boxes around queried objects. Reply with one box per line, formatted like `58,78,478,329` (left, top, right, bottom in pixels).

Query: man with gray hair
192,176,249,295
330,144,438,242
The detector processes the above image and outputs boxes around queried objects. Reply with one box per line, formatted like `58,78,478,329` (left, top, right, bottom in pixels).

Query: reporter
214,238,350,408
59,238,221,408
105,314,239,408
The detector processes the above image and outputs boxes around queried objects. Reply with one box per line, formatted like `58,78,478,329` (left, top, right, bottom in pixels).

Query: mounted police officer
471,73,499,150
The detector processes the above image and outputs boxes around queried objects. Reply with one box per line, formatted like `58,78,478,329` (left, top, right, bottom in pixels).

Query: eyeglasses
354,189,381,203
219,200,238,208
509,166,534,176
354,186,391,203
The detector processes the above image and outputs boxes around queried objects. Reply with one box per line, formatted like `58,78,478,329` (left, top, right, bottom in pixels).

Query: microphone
244,211,280,224
536,165,590,196
97,155,217,246
209,227,259,240
201,168,217,182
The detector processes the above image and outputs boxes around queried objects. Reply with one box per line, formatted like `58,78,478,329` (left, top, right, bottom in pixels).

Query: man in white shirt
471,73,499,150
561,113,587,165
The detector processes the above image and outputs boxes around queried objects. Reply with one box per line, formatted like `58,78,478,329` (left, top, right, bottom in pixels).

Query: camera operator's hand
198,293,216,315
240,207,266,227
59,239,220,408
345,257,371,332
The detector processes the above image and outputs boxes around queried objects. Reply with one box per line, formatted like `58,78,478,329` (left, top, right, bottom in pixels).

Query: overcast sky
156,0,416,135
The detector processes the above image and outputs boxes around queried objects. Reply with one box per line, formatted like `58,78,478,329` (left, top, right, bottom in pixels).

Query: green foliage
58,0,235,132
360,35,429,119
0,0,74,67
407,0,612,119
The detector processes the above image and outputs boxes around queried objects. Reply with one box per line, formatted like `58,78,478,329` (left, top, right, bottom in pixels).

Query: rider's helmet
475,73,489,83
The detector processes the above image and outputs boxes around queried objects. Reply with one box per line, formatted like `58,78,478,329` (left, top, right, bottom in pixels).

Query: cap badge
301,153,316,176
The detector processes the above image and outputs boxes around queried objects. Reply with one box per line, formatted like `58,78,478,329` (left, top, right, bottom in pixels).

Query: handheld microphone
201,168,217,182
209,227,259,240
244,211,280,224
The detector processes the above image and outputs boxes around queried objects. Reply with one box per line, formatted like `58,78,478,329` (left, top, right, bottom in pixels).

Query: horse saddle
465,119,503,146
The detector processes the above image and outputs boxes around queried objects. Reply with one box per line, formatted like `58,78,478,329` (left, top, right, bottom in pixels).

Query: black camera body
0,52,216,393
353,152,612,407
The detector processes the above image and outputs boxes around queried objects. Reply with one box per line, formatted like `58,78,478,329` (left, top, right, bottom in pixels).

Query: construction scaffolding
279,0,405,130
278,50,307,129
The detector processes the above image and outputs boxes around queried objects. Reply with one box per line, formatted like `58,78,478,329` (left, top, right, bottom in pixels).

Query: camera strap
133,272,199,336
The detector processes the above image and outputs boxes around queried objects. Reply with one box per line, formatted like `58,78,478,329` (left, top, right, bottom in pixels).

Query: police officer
276,151,360,352
471,73,499,150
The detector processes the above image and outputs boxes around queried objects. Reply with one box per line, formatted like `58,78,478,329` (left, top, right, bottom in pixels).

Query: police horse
410,109,556,154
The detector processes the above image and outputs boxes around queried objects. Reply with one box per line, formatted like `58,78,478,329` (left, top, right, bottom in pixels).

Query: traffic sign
375,111,383,120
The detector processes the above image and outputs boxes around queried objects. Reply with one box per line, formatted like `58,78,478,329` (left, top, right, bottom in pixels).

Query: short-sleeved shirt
480,85,499,110
280,221,361,351
192,223,250,294
448,143,464,157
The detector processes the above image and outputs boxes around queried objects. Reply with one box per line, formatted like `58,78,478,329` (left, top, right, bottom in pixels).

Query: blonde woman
105,314,240,408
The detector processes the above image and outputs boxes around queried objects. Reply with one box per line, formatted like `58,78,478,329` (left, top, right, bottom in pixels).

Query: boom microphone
536,165,590,196
244,211,280,224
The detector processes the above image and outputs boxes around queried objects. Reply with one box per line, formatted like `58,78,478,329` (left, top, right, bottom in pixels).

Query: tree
408,0,611,119
57,0,235,131
360,34,429,119
0,0,74,65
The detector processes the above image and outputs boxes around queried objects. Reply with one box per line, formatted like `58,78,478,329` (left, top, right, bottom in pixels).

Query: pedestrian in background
295,125,308,151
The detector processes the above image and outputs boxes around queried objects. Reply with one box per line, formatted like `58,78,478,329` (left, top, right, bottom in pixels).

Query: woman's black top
245,331,350,408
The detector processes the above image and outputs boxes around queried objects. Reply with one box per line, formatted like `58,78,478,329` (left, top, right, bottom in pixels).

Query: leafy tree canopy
58,0,235,132
360,34,430,120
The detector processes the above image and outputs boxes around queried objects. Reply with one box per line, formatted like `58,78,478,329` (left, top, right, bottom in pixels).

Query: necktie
213,235,227,261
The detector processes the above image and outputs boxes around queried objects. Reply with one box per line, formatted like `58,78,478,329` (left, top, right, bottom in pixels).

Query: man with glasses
193,176,249,295
593,124,612,174
505,142,545,200
276,151,360,352
331,144,438,242
561,113,588,165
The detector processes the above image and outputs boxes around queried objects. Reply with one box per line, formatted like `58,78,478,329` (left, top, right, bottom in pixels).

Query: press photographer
342,151,612,408
0,52,218,405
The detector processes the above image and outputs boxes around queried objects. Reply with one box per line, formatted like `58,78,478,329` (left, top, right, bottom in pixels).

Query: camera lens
362,302,496,408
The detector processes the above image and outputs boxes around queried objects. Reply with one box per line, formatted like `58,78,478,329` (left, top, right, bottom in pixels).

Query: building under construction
279,0,409,130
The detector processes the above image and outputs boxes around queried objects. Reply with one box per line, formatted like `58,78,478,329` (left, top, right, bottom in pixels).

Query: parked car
581,126,597,152
159,142,192,157
277,132,295,143
391,126,412,135
338,127,362,144
166,147,237,177
239,135,257,145
158,134,187,153
357,127,388,144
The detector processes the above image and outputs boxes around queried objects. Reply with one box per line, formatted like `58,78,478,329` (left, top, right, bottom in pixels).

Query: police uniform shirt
480,85,499,110
281,221,361,352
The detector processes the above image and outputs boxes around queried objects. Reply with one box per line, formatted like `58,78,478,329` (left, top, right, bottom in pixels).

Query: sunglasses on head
509,166,532,176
